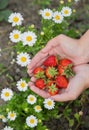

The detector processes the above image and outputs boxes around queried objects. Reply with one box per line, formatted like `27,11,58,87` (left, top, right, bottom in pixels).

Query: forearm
79,30,89,63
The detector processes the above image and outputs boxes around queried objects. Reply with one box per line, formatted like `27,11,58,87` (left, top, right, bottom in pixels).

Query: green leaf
0,0,9,9
74,113,80,122
69,119,74,127
0,9,12,22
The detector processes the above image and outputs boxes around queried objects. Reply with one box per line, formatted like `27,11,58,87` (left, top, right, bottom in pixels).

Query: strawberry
33,67,44,74
45,67,58,79
35,79,45,89
60,58,72,67
47,83,59,96
58,59,75,78
33,67,45,79
43,55,58,67
56,75,68,88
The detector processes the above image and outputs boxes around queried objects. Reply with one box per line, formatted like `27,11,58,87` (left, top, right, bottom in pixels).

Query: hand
27,33,88,75
29,64,89,101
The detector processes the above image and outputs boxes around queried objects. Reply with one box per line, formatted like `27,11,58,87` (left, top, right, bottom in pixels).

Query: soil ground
0,0,89,130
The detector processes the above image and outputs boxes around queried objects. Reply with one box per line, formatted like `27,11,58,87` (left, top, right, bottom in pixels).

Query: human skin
27,30,89,102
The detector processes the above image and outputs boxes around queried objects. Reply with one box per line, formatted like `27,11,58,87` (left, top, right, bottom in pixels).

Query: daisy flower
9,30,21,43
16,52,31,67
27,94,37,105
40,8,53,20
53,11,63,23
43,98,55,110
34,105,42,113
8,12,23,26
1,88,13,101
3,126,13,130
16,79,28,91
7,111,16,121
21,31,37,46
61,7,72,17
0,115,7,122
26,115,38,128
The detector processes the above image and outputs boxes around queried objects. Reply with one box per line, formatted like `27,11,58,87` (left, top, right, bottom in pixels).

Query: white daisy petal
3,126,13,130
26,115,38,128
7,111,16,121
43,98,55,110
21,31,37,46
16,79,28,91
53,11,64,23
9,30,21,43
27,95,37,105
34,105,42,113
40,8,53,20
8,12,23,26
16,52,31,67
1,88,13,101
61,7,72,17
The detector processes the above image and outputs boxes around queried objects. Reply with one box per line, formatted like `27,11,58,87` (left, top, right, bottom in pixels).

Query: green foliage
0,0,12,22
33,0,51,8
0,0,87,130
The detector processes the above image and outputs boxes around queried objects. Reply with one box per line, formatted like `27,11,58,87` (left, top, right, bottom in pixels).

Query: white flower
9,30,21,43
43,98,55,110
27,95,37,105
21,31,37,46
40,8,53,20
16,52,31,67
0,115,7,122
8,12,23,26
1,88,13,101
61,7,72,17
53,11,63,23
34,105,42,113
16,79,28,91
74,0,79,2
26,115,38,128
7,111,16,121
3,126,13,130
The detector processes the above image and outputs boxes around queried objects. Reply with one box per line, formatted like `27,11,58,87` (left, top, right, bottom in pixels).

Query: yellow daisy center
20,82,25,88
45,12,50,16
64,10,69,14
4,92,10,97
26,36,32,41
14,34,19,39
36,105,41,110
47,101,52,106
29,119,35,124
29,97,34,101
55,15,60,20
10,113,15,118
13,17,19,23
20,57,27,62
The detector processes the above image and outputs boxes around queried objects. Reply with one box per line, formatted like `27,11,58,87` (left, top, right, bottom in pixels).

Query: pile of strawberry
33,55,75,96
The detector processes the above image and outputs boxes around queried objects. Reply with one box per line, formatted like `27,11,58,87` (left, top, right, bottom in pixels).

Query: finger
29,84,50,98
31,77,36,82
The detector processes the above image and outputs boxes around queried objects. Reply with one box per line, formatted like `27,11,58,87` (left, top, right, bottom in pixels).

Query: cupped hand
27,34,85,75
28,64,89,101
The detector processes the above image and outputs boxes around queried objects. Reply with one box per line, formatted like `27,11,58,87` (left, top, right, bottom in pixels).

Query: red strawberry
58,65,64,75
58,59,75,78
43,55,57,67
33,67,44,75
45,67,58,79
47,83,59,96
60,58,72,67
56,75,68,88
33,67,45,79
35,79,45,89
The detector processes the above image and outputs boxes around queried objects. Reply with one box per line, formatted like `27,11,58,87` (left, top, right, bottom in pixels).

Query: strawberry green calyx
48,84,59,95
46,67,58,79
35,71,45,79
63,64,75,78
